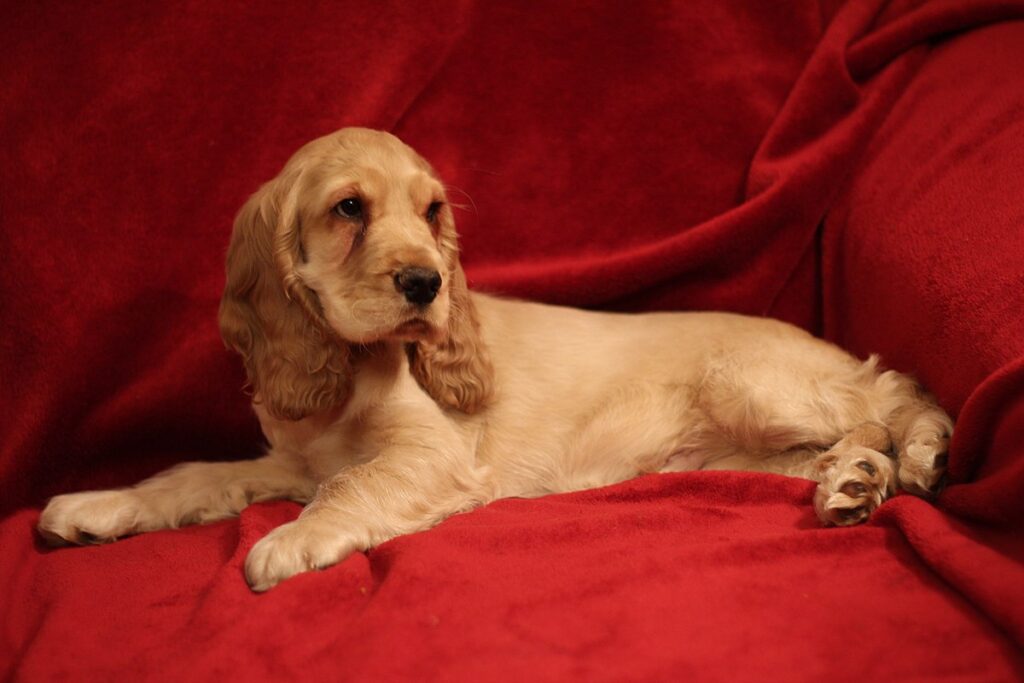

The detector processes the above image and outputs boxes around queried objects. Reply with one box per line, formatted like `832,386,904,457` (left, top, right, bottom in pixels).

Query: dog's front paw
244,518,357,592
38,490,141,546
814,446,896,526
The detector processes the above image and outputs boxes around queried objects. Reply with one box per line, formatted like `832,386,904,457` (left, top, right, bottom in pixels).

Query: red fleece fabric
2,1,1023,680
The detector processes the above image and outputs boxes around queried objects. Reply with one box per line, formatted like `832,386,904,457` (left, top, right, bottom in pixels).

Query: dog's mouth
396,319,431,335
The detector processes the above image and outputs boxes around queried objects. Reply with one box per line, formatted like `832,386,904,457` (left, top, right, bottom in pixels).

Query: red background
2,1,1023,680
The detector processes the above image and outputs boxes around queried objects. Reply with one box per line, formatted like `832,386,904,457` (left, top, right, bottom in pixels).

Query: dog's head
219,128,492,420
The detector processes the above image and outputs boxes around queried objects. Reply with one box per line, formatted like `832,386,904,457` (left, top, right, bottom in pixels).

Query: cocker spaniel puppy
39,128,953,591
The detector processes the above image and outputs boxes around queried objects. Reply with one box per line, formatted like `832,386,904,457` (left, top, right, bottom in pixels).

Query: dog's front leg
244,444,490,592
38,455,315,546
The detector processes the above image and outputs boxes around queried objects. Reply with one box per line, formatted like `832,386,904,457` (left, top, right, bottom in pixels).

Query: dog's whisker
443,184,478,215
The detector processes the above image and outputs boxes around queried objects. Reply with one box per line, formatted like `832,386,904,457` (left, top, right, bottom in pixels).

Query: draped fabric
2,1,1022,679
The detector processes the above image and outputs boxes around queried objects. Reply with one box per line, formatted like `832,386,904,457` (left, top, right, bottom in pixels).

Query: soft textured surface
2,1,1023,680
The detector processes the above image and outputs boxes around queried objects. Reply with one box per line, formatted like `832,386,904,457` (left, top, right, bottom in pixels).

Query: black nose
394,267,442,305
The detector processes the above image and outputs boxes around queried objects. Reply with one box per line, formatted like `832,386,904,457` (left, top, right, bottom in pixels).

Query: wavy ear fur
218,168,351,420
409,219,494,414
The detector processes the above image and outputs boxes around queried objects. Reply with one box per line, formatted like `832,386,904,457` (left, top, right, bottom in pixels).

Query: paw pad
836,506,868,524
815,447,895,527
77,530,102,544
841,481,867,497
855,461,876,476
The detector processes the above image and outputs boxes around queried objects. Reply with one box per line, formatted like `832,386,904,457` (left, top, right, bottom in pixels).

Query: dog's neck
349,339,406,377
343,339,415,417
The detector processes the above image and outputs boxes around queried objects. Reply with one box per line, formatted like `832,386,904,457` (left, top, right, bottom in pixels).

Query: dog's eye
333,197,362,219
426,201,443,223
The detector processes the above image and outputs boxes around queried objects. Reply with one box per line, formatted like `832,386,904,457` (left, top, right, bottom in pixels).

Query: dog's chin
388,318,444,344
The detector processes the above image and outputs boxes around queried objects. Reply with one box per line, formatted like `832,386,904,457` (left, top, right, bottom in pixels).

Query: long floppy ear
218,168,351,421
409,212,494,414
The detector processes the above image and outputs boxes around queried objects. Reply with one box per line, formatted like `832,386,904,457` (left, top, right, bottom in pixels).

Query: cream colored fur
39,128,953,591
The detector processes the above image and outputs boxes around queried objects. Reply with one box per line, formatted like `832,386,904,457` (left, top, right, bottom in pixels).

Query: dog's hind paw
897,434,949,498
814,445,896,526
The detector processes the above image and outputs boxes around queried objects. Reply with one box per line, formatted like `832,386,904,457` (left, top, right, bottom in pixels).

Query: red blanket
2,1,1022,680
